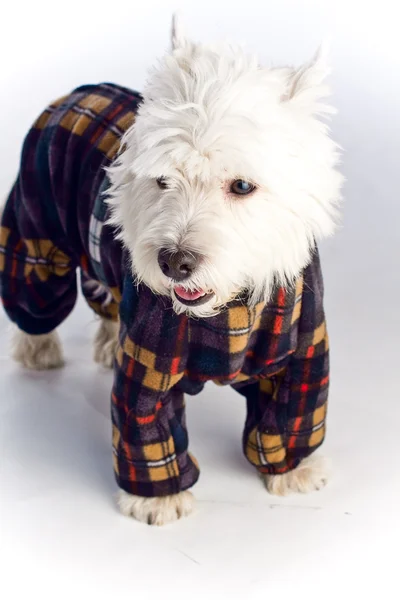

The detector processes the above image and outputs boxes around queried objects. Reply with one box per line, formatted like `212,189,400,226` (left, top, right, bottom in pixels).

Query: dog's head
108,15,343,317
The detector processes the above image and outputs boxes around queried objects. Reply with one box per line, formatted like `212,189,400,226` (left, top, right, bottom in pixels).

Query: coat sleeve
233,253,330,475
111,282,200,497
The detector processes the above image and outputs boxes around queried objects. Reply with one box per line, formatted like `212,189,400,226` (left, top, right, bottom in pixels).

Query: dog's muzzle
157,248,215,306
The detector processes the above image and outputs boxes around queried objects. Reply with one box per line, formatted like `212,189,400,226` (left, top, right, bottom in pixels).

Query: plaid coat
0,83,330,497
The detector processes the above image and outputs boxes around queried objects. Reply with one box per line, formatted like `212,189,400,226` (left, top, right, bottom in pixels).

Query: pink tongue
174,286,205,301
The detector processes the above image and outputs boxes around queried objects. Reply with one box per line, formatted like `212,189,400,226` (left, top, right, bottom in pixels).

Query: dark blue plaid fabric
0,84,330,497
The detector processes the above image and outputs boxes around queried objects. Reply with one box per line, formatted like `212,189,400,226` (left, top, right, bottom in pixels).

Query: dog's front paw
263,455,329,496
117,490,194,526
12,329,64,370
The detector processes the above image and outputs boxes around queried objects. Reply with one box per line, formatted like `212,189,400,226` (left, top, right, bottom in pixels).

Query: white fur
107,23,343,318
171,11,188,51
93,318,119,369
12,328,64,370
263,455,329,496
117,490,194,525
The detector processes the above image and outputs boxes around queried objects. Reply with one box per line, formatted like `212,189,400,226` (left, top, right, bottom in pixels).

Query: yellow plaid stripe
78,94,112,113
116,339,183,392
291,277,304,325
113,424,180,483
245,429,286,466
0,230,71,281
228,302,264,354
0,226,11,272
23,240,71,280
308,404,326,447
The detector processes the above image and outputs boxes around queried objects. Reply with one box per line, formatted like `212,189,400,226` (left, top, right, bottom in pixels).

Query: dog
0,15,342,525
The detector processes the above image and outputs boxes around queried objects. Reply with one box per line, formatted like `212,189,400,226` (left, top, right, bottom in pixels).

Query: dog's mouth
173,285,215,306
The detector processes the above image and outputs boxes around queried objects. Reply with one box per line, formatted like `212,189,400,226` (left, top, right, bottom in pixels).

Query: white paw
12,329,64,370
117,490,194,526
263,455,329,496
93,319,118,369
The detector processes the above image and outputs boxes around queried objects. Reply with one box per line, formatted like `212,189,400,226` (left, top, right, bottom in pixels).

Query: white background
1,1,399,598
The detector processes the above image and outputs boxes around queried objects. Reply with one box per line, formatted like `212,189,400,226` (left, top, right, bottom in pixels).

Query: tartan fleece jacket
0,83,330,497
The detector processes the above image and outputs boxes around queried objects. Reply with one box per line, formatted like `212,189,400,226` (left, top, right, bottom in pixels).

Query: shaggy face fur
107,18,343,318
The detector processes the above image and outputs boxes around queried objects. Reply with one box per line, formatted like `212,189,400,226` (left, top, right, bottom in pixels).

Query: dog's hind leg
80,275,119,369
93,318,118,369
12,328,64,370
0,205,76,370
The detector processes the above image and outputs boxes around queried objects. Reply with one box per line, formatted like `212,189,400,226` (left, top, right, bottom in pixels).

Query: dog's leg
93,318,118,369
262,455,328,496
118,489,194,526
12,328,64,370
111,337,199,525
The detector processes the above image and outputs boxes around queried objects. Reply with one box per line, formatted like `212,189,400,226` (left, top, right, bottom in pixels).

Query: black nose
157,249,200,281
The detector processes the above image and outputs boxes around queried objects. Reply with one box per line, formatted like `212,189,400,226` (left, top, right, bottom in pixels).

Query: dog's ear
171,12,189,51
283,44,335,116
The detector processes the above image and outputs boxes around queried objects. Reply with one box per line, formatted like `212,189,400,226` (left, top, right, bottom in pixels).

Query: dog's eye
156,177,169,190
230,180,256,195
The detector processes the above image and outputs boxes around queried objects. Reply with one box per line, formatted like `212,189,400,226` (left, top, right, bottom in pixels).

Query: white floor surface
1,260,399,599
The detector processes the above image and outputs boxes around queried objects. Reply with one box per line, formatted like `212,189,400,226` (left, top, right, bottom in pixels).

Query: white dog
0,15,342,525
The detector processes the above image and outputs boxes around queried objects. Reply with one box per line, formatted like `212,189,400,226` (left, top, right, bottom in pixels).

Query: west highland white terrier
0,15,342,525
